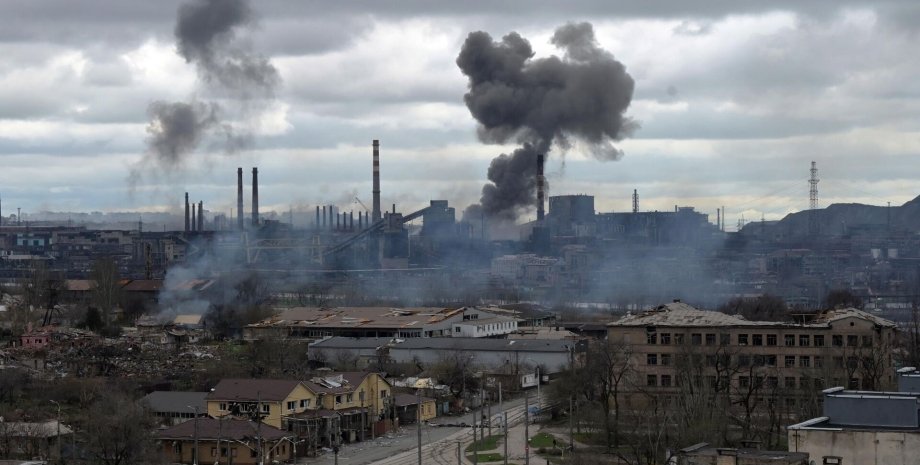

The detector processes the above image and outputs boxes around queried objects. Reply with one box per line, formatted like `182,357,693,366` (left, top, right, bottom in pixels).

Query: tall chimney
316,206,320,229
251,167,259,227
184,192,190,232
198,201,204,231
716,208,720,230
237,167,244,230
329,205,334,230
372,139,381,222
191,203,196,232
536,154,545,222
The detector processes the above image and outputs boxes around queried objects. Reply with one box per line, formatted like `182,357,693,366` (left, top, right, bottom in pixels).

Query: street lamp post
188,405,200,465
50,400,61,464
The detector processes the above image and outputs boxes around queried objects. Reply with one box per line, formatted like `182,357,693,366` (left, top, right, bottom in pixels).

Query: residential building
896,366,920,392
607,301,897,407
155,418,292,465
141,391,208,425
788,387,920,465
392,393,438,424
0,420,73,461
206,379,316,429
675,443,808,465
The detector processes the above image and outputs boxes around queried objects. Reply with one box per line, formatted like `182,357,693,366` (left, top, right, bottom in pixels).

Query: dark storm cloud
457,22,635,218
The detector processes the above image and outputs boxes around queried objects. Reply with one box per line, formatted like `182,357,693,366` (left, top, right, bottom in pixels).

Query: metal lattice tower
808,161,819,235
632,189,639,213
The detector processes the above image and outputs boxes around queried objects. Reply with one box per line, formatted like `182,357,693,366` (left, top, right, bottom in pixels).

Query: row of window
645,353,862,369
645,373,865,390
645,331,873,348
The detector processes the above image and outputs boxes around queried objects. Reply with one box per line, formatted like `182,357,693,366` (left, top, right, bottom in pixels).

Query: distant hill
745,195,920,237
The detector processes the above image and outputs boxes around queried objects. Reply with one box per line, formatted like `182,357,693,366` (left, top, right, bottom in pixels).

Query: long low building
243,306,521,340
309,337,583,374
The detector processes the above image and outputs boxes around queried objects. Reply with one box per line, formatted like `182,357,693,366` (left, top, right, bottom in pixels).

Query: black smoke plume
457,22,636,219
136,0,278,178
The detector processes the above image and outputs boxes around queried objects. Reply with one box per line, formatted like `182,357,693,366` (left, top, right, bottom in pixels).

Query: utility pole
257,392,264,465
417,390,422,465
51,400,61,465
457,441,462,465
524,394,530,465
503,411,508,465
473,412,479,465
188,405,200,465
216,414,224,465
569,396,575,453
536,367,541,406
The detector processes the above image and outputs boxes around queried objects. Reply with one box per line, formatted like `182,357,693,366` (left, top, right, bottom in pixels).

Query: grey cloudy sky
1,0,918,229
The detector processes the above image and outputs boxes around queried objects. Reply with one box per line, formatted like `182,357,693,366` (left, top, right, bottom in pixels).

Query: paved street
301,394,543,465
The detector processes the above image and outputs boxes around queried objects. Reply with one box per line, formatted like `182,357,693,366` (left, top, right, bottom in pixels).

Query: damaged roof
208,379,306,402
156,418,289,441
248,306,464,330
608,301,896,329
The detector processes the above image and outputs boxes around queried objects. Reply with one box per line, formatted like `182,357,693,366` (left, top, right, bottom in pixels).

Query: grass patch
573,432,607,446
529,432,557,448
466,434,503,452
466,453,504,462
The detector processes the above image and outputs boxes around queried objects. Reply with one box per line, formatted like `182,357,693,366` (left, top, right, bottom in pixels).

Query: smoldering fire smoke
457,22,637,220
138,0,279,175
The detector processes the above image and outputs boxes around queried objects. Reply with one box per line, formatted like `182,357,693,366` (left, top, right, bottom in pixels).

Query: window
300,399,311,408
847,335,858,347
220,403,228,411
752,334,763,346
847,356,858,369
766,355,777,367
261,404,269,414
799,356,810,368
335,395,342,404
833,356,844,368
660,333,671,345
661,375,672,387
739,376,750,388
766,334,777,346
454,327,460,333
832,335,843,347
862,335,872,347
720,333,731,346
674,333,685,345
346,393,354,403
381,390,388,398
706,355,717,367
785,355,796,368
739,355,751,367
286,401,296,411
647,332,658,345
814,356,824,368
647,375,658,387
784,334,795,346
661,354,672,366
767,376,778,387
785,377,796,389
754,355,765,366
799,335,810,347
691,333,702,345
814,378,825,389
814,335,825,347
705,334,716,346
647,354,658,365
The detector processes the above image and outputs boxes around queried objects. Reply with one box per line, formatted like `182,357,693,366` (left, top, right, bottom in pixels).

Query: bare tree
83,392,158,465
91,257,122,325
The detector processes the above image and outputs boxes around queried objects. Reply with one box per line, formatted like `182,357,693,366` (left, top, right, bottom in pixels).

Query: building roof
678,443,808,462
393,393,436,407
392,337,575,353
208,379,305,402
789,387,920,431
121,279,163,292
155,418,290,441
173,314,203,326
303,372,383,395
608,301,896,329
141,391,208,414
309,337,394,350
1,420,73,438
247,307,464,330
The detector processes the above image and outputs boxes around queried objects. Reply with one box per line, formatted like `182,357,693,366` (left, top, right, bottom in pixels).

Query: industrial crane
353,196,370,213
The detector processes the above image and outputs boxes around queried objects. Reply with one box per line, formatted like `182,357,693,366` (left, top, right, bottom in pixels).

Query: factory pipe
184,192,190,232
322,206,326,228
237,167,244,231
191,203,196,232
198,201,204,231
316,206,320,229
251,167,259,227
536,154,545,222
372,140,381,222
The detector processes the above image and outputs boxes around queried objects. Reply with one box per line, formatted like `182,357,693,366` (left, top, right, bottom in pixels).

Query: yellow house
304,372,392,417
393,393,438,423
207,379,317,429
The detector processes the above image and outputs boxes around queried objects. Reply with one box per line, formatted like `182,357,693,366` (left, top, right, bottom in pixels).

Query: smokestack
536,154,545,222
251,167,259,227
329,205,334,230
372,140,381,222
184,192,190,232
322,206,327,228
316,206,320,229
191,203,196,232
716,208,720,230
198,201,204,231
237,167,244,231
350,211,354,230
337,212,341,230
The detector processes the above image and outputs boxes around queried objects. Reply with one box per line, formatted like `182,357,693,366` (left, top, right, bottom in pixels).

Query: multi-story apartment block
607,301,897,408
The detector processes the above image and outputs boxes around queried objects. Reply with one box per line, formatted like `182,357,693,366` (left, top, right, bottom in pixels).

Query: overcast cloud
0,1,918,229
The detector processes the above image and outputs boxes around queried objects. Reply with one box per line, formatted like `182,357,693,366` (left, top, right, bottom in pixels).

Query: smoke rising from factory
457,22,636,219
135,0,279,178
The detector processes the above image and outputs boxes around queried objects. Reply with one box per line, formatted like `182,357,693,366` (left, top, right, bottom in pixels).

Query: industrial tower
809,161,819,236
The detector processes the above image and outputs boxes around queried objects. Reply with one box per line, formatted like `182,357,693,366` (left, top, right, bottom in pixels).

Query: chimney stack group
372,140,381,223
251,167,259,227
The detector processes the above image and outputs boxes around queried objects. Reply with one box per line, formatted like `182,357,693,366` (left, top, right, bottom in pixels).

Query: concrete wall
388,347,570,373
788,428,920,465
